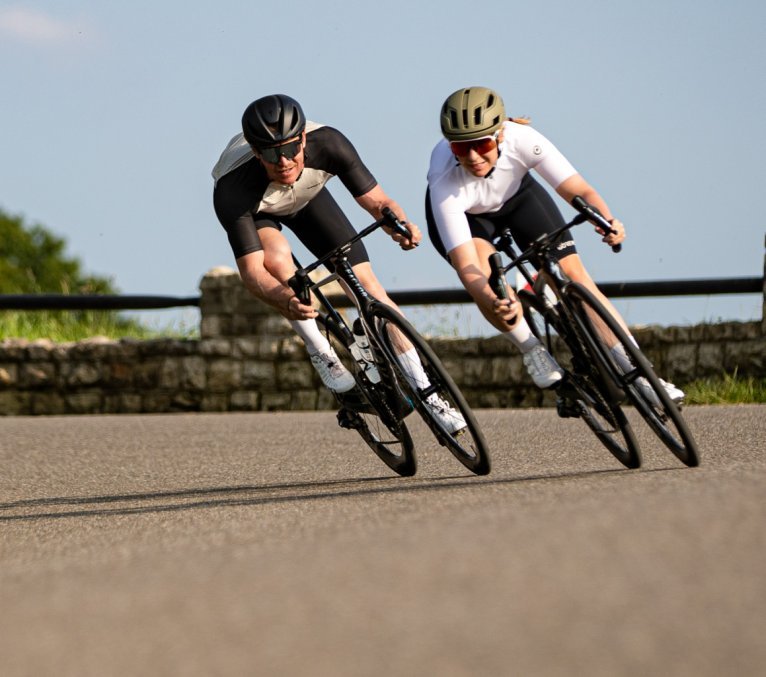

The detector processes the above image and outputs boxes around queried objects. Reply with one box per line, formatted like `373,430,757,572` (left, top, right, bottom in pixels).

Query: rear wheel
317,313,417,477
565,284,700,468
369,303,491,476
521,288,642,469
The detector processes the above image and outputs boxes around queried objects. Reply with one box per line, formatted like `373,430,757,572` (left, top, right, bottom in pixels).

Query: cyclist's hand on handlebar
378,203,421,250
392,221,422,250
598,217,626,247
282,293,318,321
493,295,521,325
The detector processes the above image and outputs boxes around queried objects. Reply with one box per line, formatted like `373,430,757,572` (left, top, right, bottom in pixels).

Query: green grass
684,371,766,405
0,311,197,342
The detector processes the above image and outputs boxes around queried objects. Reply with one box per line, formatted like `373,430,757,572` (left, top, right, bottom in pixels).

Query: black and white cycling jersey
213,122,377,261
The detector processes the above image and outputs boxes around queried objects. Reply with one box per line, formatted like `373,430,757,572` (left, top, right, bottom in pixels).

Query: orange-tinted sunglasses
449,131,500,157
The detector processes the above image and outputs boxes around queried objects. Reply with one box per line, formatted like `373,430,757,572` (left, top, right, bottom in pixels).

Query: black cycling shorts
426,173,577,267
253,187,370,269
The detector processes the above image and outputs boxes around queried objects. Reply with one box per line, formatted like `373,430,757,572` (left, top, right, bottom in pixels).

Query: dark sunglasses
257,138,303,164
449,132,500,158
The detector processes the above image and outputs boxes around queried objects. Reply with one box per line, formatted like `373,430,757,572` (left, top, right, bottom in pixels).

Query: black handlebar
381,206,415,244
571,196,622,253
286,208,415,308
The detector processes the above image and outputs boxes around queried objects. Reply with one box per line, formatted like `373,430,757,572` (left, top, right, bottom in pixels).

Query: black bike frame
288,207,412,373
490,199,626,403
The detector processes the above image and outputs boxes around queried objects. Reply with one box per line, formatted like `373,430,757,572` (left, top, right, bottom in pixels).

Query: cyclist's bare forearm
460,271,520,331
355,186,421,249
236,254,310,318
449,240,518,330
555,175,626,247
555,175,614,222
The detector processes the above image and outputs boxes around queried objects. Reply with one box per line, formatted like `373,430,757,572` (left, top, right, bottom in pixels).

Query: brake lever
488,252,509,300
287,269,312,305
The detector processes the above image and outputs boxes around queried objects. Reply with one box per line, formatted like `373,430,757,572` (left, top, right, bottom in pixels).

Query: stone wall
0,268,763,416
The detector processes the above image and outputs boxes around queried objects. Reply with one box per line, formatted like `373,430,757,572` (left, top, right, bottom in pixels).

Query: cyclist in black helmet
212,94,467,428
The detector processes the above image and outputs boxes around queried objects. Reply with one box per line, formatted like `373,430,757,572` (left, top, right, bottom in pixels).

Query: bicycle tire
368,303,491,476
317,313,417,477
565,284,700,467
521,288,642,469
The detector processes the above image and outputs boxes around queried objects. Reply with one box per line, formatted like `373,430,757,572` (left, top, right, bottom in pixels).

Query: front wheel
521,287,642,469
369,303,491,476
565,283,700,467
317,313,417,477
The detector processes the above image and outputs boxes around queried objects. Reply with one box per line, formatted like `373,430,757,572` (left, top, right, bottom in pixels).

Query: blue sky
1,0,764,335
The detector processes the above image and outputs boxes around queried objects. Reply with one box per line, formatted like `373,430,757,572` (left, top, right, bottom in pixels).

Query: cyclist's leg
427,189,518,332
352,262,407,320
557,254,684,402
350,262,468,430
558,253,630,335
255,217,355,391
509,178,634,354
255,223,298,282
287,192,411,351
284,188,369,268
498,177,638,371
427,185,562,388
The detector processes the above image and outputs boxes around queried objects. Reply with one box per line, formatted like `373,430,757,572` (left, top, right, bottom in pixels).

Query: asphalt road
1,405,764,677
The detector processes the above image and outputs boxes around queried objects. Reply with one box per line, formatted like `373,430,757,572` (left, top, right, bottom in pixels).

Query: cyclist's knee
352,262,380,291
354,263,401,311
261,233,295,280
559,254,592,284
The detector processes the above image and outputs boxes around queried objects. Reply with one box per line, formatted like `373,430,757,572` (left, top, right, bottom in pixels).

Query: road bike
288,208,491,477
488,196,700,468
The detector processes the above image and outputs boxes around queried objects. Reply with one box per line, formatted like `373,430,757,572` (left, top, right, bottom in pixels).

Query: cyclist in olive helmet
426,86,683,402
213,94,469,430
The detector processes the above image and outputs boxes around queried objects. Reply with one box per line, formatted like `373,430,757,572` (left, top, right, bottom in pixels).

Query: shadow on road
0,464,681,523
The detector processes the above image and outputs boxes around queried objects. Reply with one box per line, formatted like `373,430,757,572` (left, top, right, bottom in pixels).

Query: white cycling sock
501,317,540,353
396,347,430,390
610,337,639,373
290,319,331,355
610,344,633,373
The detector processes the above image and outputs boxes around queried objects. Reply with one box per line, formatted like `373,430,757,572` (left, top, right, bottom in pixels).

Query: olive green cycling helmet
440,86,506,141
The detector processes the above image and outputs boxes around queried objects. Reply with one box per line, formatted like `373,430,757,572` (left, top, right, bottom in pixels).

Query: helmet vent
439,86,506,141
288,109,299,132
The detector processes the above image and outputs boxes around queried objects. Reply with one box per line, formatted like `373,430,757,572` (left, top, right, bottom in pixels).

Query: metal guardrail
384,276,764,309
0,295,200,311
0,277,761,311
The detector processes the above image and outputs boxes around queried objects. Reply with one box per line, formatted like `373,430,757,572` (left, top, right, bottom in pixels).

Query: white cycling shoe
635,377,685,407
523,344,564,389
309,348,355,393
425,394,467,434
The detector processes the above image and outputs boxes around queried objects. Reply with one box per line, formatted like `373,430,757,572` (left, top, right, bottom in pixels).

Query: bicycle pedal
336,408,361,430
556,397,581,419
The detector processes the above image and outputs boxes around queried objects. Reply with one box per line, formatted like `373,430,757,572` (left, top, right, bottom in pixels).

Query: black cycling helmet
242,94,306,148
